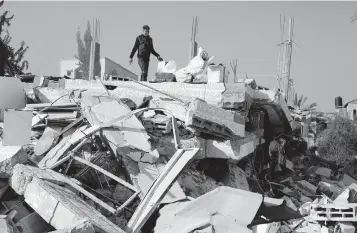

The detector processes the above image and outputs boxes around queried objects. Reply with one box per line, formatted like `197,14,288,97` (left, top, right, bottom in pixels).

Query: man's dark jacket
130,35,160,61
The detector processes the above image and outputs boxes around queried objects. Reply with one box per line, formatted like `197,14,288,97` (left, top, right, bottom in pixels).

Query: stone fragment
0,143,28,178
315,167,332,178
24,178,125,233
185,98,245,138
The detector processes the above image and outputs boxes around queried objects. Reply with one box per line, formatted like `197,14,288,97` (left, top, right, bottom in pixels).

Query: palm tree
293,93,317,111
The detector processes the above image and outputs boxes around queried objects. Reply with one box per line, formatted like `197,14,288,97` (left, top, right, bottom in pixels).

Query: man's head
143,25,150,36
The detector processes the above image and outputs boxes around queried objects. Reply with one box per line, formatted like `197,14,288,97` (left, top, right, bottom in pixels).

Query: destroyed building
0,45,355,233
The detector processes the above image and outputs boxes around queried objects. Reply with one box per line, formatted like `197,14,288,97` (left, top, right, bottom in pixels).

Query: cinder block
220,83,254,111
153,73,176,82
24,178,125,233
310,203,357,221
185,98,245,139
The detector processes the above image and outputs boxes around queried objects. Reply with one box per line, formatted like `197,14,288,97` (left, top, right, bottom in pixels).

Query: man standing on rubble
129,25,163,81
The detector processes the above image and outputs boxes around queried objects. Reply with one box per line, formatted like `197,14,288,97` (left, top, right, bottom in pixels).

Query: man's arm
129,37,139,59
150,39,160,57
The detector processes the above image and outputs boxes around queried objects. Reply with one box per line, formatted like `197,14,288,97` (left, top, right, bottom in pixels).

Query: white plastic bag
157,60,177,73
175,47,214,83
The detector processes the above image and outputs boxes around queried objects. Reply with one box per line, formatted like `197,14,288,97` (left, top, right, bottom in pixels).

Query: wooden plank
127,148,200,233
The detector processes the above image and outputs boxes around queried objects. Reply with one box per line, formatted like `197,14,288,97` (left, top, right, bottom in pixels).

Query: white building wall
60,59,79,79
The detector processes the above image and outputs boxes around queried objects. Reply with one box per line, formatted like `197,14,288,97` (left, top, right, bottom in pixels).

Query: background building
60,57,138,81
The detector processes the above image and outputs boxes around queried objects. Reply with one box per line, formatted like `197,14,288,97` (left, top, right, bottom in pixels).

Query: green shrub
317,116,357,165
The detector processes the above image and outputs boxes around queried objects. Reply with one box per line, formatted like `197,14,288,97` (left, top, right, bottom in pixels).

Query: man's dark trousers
138,58,149,81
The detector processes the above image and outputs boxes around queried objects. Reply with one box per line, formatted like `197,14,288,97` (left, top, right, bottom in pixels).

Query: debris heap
0,72,354,233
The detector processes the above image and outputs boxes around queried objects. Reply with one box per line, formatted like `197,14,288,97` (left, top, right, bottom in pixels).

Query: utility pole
277,16,294,105
189,16,198,62
89,18,100,81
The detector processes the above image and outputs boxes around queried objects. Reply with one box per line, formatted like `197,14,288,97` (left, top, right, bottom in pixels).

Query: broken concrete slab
108,81,248,108
127,148,200,233
197,131,264,161
38,125,89,168
136,161,187,204
0,142,28,178
220,82,254,114
81,96,153,155
185,98,245,138
24,177,125,233
10,164,68,195
149,97,188,122
154,187,263,233
34,126,59,156
3,110,32,146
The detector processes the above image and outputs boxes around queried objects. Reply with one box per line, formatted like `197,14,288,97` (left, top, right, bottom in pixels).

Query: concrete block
24,178,125,233
220,83,254,111
0,142,28,178
197,131,264,161
310,203,357,221
185,98,245,138
153,73,176,82
3,110,32,146
335,222,355,233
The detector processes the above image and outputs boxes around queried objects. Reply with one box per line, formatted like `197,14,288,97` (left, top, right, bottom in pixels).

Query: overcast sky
3,1,357,112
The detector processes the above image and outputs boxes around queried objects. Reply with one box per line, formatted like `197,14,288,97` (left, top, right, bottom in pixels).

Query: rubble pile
0,71,355,233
